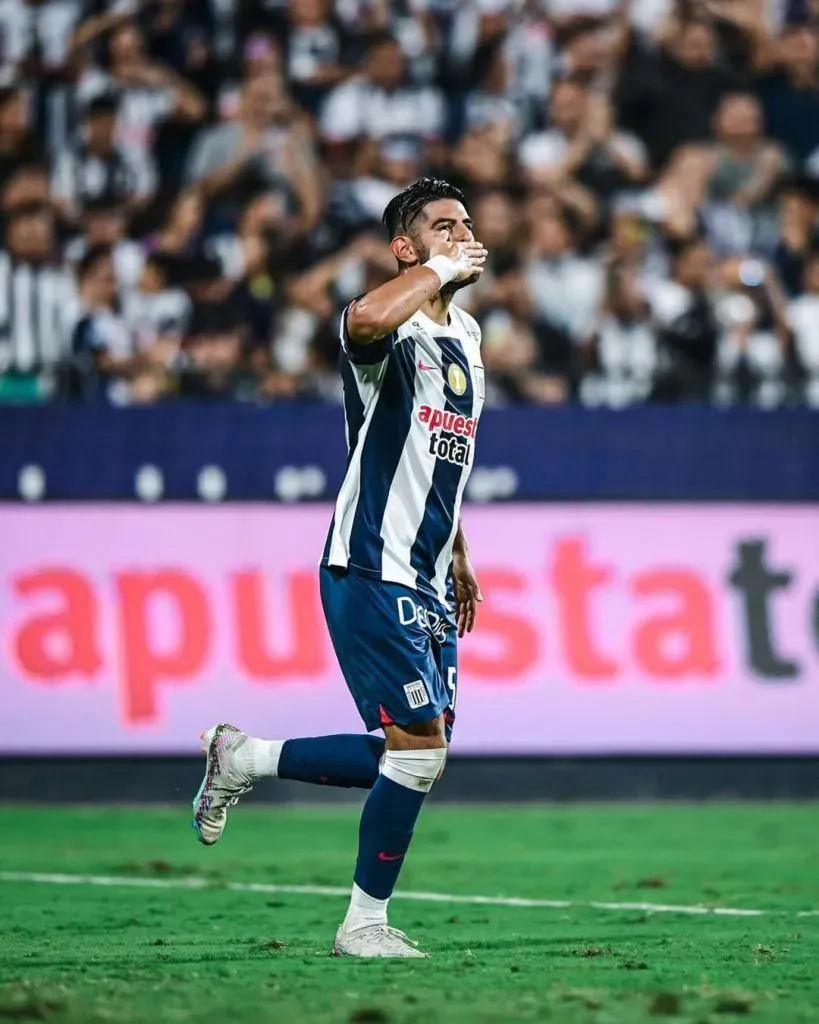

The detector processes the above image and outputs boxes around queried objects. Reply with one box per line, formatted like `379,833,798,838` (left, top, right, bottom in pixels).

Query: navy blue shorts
320,565,457,739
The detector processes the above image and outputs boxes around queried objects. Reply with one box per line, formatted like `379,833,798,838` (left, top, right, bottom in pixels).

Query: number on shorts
447,666,457,711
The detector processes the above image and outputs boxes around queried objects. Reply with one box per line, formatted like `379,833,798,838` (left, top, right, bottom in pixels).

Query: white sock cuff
343,883,389,933
250,738,284,778
380,747,447,793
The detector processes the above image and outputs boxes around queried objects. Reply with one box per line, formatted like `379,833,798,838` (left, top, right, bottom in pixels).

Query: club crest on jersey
447,364,468,396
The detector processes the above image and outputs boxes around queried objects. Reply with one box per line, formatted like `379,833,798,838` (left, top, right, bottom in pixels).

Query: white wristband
423,254,459,288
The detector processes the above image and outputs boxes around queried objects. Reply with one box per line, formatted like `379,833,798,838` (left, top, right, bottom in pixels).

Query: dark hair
0,86,23,109
382,177,467,239
78,243,112,281
179,252,223,285
84,191,122,214
366,30,400,51
553,14,608,48
7,160,48,181
668,234,709,261
86,93,119,118
188,298,244,338
6,199,50,223
144,250,181,286
470,33,505,87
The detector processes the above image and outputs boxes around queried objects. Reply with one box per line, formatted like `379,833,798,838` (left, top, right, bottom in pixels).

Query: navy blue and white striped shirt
323,303,484,605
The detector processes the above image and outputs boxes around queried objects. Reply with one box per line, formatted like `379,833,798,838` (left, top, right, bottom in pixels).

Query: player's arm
453,519,483,638
346,240,486,346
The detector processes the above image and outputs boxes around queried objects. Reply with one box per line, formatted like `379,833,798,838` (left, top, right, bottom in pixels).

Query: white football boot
192,724,255,845
333,924,428,958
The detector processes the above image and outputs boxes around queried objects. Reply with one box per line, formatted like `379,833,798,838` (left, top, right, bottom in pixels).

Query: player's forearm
346,265,446,344
453,520,468,556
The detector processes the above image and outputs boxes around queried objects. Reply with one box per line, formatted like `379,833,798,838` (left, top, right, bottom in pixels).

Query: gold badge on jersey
447,364,467,396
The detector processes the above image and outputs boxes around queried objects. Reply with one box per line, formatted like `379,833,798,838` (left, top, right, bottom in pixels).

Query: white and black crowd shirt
0,251,76,374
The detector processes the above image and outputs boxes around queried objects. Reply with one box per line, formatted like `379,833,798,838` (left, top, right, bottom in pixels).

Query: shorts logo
448,364,467,396
397,596,448,642
403,680,430,710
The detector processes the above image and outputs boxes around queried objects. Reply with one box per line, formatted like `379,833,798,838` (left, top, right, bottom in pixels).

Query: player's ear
390,235,418,268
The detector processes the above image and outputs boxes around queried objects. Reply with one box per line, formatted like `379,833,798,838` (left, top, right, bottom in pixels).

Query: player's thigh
320,567,448,732
430,602,458,743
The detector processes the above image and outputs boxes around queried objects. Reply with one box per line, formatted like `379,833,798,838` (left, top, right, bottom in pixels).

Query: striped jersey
323,302,484,605
0,253,76,373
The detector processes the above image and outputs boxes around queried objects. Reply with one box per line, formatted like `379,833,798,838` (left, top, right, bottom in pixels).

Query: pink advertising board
1,504,817,755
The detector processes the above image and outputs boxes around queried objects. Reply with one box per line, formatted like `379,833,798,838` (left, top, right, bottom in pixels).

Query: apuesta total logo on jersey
418,404,478,467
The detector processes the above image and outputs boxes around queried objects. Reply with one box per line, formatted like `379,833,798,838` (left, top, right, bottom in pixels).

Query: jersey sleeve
340,302,396,366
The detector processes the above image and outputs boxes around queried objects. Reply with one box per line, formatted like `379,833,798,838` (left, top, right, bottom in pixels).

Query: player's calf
334,719,447,958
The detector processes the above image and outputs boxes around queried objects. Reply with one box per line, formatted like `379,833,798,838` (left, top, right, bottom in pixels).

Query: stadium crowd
1,0,819,407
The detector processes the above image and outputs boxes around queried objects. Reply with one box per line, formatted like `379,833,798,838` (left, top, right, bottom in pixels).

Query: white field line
0,871,817,918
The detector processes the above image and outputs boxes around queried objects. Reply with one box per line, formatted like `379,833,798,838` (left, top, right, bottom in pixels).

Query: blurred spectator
552,15,623,90
319,32,445,149
145,0,217,86
522,82,648,216
481,308,571,406
773,186,818,294
449,125,513,191
580,260,659,407
66,191,144,295
181,252,235,305
458,187,521,317
186,72,321,231
2,159,52,214
77,18,205,169
0,86,43,184
0,201,75,393
278,0,350,114
217,32,284,121
65,243,137,404
147,188,204,257
123,251,190,353
285,230,394,381
617,17,740,169
522,204,604,344
649,237,719,401
178,301,254,400
52,93,156,221
787,253,819,404
456,33,523,144
712,256,792,407
62,192,142,309
348,136,423,225
207,189,295,346
659,92,788,253
0,0,79,80
757,23,819,163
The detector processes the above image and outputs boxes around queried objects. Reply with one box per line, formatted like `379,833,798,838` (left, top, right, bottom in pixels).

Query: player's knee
383,717,446,751
380,747,447,794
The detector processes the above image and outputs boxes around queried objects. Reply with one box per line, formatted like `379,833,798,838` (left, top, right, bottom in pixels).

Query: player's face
411,199,475,264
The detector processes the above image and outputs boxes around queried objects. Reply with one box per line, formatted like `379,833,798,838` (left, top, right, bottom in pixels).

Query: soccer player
192,178,487,958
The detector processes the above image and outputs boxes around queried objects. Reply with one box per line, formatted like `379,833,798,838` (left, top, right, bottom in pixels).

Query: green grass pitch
1,804,817,1023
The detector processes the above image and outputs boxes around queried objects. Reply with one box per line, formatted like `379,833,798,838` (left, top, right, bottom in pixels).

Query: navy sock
277,735,384,789
353,774,426,900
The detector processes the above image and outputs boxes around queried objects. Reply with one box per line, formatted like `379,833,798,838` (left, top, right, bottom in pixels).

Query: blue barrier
1,403,817,501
